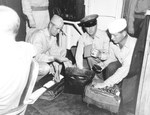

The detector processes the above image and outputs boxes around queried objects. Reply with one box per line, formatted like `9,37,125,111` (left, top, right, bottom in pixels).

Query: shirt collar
123,35,131,49
43,28,50,37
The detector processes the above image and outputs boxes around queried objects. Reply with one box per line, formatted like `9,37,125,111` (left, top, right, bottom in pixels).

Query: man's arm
94,53,131,89
29,32,54,62
75,36,84,69
104,49,134,87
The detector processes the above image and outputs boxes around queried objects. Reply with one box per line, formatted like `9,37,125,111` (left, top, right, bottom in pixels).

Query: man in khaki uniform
76,14,110,70
22,0,50,41
27,15,71,82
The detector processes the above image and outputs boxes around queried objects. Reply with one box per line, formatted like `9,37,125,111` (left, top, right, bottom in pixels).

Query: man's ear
122,30,127,37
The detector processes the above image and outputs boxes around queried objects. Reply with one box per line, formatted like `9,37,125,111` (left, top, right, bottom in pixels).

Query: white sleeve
104,47,134,87
75,36,84,69
29,32,53,62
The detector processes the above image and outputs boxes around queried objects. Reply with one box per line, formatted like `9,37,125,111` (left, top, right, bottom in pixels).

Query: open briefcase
35,74,64,101
64,67,95,95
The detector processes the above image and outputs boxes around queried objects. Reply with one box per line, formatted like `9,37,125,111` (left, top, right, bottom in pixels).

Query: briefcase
83,78,121,113
40,77,64,101
64,67,95,95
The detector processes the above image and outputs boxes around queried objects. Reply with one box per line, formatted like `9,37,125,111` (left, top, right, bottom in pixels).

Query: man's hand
42,56,54,63
93,82,107,89
29,17,36,28
54,57,69,63
91,48,99,58
64,60,73,68
53,73,61,83
97,62,106,69
128,23,134,35
48,56,55,62
98,50,109,61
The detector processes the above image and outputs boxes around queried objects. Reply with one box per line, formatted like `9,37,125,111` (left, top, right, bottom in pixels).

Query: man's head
49,15,64,36
78,14,98,37
108,18,127,45
0,6,20,36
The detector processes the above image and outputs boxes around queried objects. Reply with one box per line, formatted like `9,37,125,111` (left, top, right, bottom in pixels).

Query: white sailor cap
51,14,64,28
108,18,127,34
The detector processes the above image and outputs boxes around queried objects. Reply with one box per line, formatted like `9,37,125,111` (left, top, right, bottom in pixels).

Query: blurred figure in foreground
0,6,36,114
0,0,26,41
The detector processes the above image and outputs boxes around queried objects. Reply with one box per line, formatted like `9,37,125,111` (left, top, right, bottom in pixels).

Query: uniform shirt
104,35,137,87
27,28,66,63
75,29,110,69
0,39,36,114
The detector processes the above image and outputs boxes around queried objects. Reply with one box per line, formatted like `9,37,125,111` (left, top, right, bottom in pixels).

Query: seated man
0,6,36,114
27,14,71,82
93,18,137,88
76,14,110,70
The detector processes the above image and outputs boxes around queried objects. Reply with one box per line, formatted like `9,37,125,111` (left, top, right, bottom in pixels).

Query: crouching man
27,14,72,82
93,18,137,89
76,14,110,70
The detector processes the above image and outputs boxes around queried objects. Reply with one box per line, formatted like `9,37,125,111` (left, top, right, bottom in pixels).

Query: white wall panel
85,0,124,30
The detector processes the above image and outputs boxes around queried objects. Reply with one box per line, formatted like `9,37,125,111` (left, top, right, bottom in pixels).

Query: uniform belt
134,12,145,19
31,6,48,11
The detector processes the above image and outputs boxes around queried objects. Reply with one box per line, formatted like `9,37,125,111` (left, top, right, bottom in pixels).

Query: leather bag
64,67,95,95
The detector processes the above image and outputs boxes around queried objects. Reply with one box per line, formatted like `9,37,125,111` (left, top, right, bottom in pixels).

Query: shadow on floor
25,93,112,115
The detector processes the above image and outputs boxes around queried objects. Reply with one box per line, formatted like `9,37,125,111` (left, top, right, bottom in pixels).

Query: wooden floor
25,93,112,115
25,73,115,115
